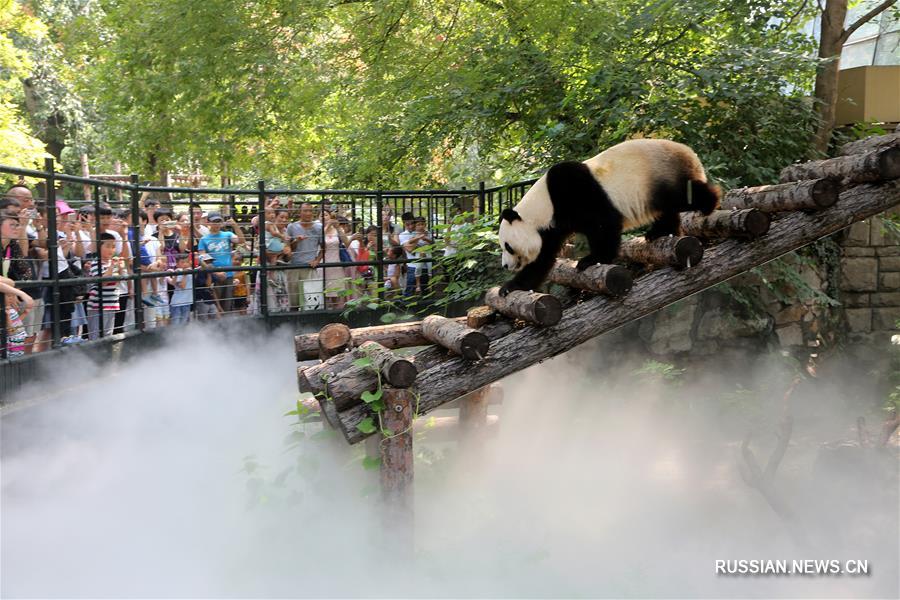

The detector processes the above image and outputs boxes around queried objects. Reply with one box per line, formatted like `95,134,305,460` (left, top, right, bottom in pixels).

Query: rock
839,257,878,292
880,256,900,271
841,292,871,307
844,220,870,246
646,297,697,354
870,292,900,307
775,304,804,325
872,307,900,331
879,272,900,290
842,247,876,257
697,307,771,340
776,323,804,346
845,308,872,333
876,246,900,257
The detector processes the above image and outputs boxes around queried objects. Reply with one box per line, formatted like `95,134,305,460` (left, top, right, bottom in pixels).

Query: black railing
0,159,536,359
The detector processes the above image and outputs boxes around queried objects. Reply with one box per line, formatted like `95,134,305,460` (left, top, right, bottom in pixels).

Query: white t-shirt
398,230,416,260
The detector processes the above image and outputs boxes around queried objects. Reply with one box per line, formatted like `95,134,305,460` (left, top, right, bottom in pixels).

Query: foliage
632,359,686,385
342,210,504,320
0,0,47,176
7,0,821,188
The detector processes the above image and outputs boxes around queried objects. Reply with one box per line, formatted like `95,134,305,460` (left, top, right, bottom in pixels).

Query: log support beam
484,288,562,326
779,147,900,184
548,260,633,296
680,209,770,239
619,235,703,269
722,179,839,212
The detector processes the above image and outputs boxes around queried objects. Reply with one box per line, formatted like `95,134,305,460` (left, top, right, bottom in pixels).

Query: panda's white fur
584,138,707,230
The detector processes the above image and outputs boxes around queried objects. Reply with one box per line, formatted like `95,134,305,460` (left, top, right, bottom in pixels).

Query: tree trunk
812,0,849,155
421,315,490,360
679,209,770,239
484,288,562,326
780,147,900,183
547,260,633,296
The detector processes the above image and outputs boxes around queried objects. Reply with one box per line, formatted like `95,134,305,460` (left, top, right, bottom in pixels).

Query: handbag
338,240,351,263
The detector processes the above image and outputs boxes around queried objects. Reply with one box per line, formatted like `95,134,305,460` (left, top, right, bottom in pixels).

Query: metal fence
0,159,534,359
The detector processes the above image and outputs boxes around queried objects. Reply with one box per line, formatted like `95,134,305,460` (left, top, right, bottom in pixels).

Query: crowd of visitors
1,183,453,358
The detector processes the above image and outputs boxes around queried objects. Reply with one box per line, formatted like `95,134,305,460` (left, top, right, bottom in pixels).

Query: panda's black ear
500,208,521,224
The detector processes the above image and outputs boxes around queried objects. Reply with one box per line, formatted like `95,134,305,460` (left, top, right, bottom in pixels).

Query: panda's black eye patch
504,242,515,255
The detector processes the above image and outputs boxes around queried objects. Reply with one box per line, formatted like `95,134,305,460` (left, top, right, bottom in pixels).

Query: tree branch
839,0,897,45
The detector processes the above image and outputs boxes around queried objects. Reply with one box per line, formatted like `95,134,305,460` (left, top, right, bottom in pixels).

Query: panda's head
499,208,541,272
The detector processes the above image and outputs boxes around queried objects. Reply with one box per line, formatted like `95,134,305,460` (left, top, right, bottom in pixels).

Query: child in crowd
87,232,125,340
384,245,406,296
194,254,220,320
168,253,193,325
231,251,249,315
1,276,34,358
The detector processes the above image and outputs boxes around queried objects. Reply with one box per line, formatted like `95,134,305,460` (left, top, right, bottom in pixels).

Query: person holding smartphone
285,202,324,311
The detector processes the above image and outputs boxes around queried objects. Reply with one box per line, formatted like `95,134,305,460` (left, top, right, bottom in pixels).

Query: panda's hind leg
644,210,681,241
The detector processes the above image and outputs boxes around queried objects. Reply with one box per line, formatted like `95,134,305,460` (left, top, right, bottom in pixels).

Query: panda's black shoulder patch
545,161,609,225
500,208,521,223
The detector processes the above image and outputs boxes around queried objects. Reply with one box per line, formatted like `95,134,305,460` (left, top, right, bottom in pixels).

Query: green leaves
356,417,377,434
361,388,383,405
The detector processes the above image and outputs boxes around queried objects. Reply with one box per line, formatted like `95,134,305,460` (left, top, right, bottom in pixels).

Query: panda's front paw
499,281,521,297
576,255,599,271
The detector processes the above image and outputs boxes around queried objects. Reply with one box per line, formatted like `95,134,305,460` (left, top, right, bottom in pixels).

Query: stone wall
840,214,900,347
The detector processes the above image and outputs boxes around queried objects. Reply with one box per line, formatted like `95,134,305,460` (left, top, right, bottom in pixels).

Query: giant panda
498,138,720,296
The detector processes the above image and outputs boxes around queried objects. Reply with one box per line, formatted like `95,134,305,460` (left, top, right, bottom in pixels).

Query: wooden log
295,318,467,360
547,259,633,296
680,209,770,239
466,305,496,329
422,315,490,361
318,323,353,358
619,235,703,269
484,288,562,326
722,179,839,212
334,181,900,444
459,386,490,451
779,147,900,184
412,321,516,373
839,132,900,156
380,387,414,504
442,382,504,409
358,341,418,388
301,343,417,411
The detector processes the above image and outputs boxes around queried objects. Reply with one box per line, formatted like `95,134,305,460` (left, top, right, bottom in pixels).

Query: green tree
0,0,47,175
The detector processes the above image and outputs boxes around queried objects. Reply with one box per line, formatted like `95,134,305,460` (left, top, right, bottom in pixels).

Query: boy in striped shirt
87,232,126,340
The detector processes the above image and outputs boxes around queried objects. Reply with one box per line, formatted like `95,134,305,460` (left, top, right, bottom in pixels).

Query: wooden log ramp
779,146,900,184
547,260,632,296
680,209,770,239
619,235,703,269
721,179,840,212
332,180,900,444
484,288,562,326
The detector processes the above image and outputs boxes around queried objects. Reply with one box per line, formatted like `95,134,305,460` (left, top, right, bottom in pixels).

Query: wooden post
380,387,414,547
679,209,770,239
619,235,703,269
484,288,562,326
547,260,633,296
779,147,900,184
722,179,839,212
421,315,490,360
459,386,490,453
